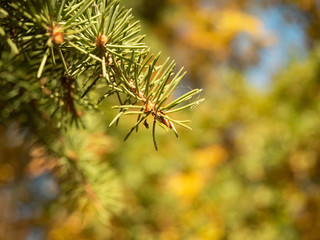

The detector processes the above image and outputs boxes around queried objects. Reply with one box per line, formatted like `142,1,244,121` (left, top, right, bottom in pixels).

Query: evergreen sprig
1,0,204,149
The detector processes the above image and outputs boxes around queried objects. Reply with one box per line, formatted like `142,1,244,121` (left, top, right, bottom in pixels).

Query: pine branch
1,0,204,149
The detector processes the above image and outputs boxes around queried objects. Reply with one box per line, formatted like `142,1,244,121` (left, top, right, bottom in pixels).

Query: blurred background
1,0,320,239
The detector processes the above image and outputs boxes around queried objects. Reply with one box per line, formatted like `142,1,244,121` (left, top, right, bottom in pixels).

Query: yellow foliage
197,225,223,240
177,207,224,240
215,9,262,37
159,228,180,240
47,213,88,240
165,144,227,205
167,171,205,203
0,163,14,182
192,145,228,170
177,8,262,55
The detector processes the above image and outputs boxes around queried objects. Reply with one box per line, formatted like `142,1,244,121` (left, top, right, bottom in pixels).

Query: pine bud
50,23,64,45
96,34,108,48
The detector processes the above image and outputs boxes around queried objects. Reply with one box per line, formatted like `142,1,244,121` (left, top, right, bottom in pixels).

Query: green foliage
0,0,203,148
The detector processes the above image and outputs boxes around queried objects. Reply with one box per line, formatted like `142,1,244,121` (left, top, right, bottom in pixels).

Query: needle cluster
0,0,204,149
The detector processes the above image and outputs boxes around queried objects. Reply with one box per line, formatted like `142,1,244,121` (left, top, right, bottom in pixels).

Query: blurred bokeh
2,0,320,239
